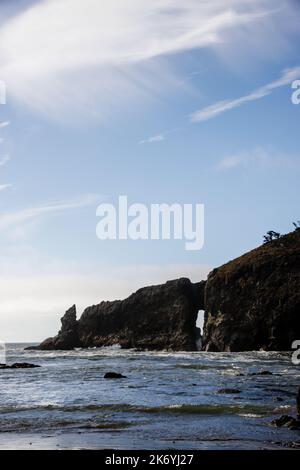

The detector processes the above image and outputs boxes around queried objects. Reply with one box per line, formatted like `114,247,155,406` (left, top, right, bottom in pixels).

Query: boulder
271,415,300,430
271,387,300,430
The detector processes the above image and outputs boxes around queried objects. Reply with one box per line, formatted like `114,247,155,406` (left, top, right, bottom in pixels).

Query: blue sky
0,0,300,341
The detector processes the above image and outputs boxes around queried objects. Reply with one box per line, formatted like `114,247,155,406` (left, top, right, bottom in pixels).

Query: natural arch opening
195,310,205,350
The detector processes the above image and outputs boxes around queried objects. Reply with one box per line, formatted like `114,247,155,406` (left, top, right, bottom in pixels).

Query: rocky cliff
32,278,205,351
203,230,300,351
29,230,300,352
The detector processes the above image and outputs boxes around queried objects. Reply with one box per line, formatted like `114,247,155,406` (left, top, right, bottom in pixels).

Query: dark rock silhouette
271,386,300,431
0,363,41,369
203,230,300,352
27,305,80,351
104,372,127,379
271,415,300,430
217,388,241,394
250,370,273,376
30,279,205,351
28,230,300,352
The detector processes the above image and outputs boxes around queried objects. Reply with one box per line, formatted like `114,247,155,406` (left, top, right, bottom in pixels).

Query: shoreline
1,345,299,451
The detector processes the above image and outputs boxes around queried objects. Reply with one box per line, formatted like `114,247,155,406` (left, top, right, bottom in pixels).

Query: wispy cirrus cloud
215,146,299,171
0,121,10,128
0,153,11,192
0,183,12,192
139,134,165,145
191,66,300,122
216,147,269,170
139,127,184,145
0,154,10,166
0,193,101,232
0,0,298,121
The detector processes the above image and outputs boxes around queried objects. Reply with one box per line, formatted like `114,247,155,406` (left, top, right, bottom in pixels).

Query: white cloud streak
216,147,269,170
139,126,184,145
139,134,165,145
215,145,299,171
0,193,101,232
0,183,12,191
0,154,10,166
0,154,11,193
191,66,300,122
0,0,298,121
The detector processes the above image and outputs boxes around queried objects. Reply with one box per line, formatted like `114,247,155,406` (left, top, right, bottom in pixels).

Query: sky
0,0,300,341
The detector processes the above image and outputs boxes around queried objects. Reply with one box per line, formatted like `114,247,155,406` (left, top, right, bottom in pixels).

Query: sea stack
29,304,81,350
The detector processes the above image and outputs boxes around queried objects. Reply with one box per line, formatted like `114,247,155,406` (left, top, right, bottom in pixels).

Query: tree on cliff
263,230,281,244
293,221,300,231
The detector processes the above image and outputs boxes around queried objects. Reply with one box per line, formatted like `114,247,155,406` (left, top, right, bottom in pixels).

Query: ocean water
0,344,299,450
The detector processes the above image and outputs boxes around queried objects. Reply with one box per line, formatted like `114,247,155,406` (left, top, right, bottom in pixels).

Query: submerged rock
0,363,41,369
282,441,300,449
203,230,300,352
217,388,241,394
104,372,127,379
271,386,300,430
250,370,273,376
271,415,300,430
